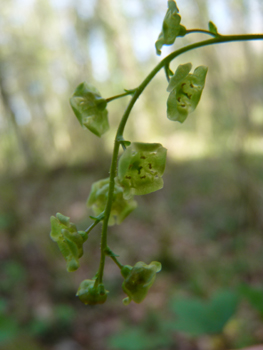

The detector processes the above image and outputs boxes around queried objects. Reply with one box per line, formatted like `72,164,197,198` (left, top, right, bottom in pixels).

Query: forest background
1,0,263,349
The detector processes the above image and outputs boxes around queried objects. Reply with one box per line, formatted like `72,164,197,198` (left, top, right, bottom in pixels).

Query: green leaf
108,327,171,350
208,21,218,35
0,315,19,344
54,304,76,325
239,284,263,318
50,214,88,272
0,261,26,292
87,178,137,226
167,64,208,123
170,290,239,336
76,280,108,305
70,82,109,137
155,0,186,55
121,261,162,305
117,142,167,200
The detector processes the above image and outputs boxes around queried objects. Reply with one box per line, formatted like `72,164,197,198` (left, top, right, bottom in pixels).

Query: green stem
106,90,135,103
85,213,104,234
96,33,263,285
85,221,98,234
164,64,174,82
186,29,218,37
105,246,124,269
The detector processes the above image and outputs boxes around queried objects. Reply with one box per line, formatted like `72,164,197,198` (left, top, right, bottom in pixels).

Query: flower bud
76,279,108,305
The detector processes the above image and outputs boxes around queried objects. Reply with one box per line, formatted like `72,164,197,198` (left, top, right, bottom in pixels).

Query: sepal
70,82,109,137
50,213,88,272
121,261,162,304
117,142,167,199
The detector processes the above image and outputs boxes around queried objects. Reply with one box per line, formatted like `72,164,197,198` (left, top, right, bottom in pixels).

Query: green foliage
167,63,208,123
239,284,263,318
155,0,186,55
170,290,239,336
70,82,109,137
121,261,162,305
0,300,20,345
108,327,170,350
87,177,137,226
0,261,27,292
76,279,108,305
50,213,88,272
117,142,167,200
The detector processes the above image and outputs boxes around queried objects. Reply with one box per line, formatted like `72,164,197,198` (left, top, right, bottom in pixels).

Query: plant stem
106,90,135,103
105,246,124,269
85,221,98,234
109,255,123,269
96,33,263,285
164,64,173,82
186,29,218,37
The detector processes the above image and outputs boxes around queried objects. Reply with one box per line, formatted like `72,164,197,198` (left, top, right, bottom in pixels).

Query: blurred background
1,0,263,349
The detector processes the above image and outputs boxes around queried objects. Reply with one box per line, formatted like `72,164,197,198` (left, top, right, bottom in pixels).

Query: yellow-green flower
117,142,167,200
121,261,162,305
87,178,137,226
70,82,109,137
50,213,88,272
155,0,186,55
76,279,108,305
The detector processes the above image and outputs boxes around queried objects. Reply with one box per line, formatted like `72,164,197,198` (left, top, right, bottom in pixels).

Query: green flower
76,279,108,305
50,213,88,272
70,82,109,137
167,63,208,123
87,178,137,226
155,0,186,55
121,261,162,305
117,142,167,200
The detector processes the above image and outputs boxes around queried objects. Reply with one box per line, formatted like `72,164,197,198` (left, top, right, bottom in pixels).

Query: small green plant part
87,177,137,226
121,261,162,305
76,279,109,305
50,0,263,305
167,63,208,123
117,142,167,199
70,82,109,137
50,213,88,272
